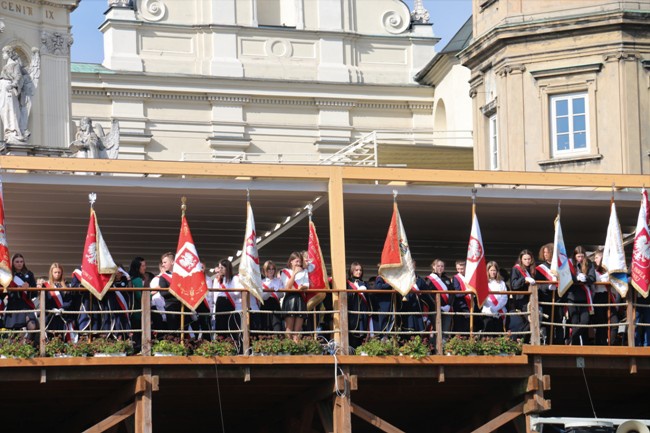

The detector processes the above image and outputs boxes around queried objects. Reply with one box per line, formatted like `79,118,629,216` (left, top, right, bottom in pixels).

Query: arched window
434,99,447,132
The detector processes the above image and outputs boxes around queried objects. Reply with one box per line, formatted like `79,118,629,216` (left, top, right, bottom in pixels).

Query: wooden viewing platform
0,156,647,432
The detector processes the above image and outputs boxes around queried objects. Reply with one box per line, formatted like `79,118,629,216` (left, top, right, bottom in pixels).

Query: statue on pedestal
70,117,120,159
0,46,40,145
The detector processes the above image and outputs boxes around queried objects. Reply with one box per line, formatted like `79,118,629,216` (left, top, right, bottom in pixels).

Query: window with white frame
550,93,589,156
489,115,498,170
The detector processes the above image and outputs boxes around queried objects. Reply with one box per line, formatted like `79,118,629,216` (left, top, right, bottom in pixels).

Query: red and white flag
632,189,650,298
465,207,489,308
0,177,12,289
551,214,572,297
170,214,208,310
379,202,415,298
81,208,117,300
306,219,329,310
238,201,264,304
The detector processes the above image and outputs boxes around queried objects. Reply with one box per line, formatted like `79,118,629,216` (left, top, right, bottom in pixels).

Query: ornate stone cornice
72,88,426,112
496,64,526,77
530,63,602,80
602,50,640,63
40,30,73,56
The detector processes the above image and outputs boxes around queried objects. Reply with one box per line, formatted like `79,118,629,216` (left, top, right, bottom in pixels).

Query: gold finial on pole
557,200,561,217
392,189,398,203
246,188,250,202
181,196,187,217
89,193,97,208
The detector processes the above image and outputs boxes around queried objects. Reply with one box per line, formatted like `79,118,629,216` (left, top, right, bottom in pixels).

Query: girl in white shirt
482,261,508,333
213,259,242,342
260,260,284,333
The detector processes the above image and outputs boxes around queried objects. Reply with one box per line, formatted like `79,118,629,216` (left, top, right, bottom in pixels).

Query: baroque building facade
459,0,650,175
69,0,474,166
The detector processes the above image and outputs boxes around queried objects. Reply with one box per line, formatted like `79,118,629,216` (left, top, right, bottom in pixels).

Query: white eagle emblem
86,242,97,265
633,231,650,269
176,247,199,273
467,236,483,263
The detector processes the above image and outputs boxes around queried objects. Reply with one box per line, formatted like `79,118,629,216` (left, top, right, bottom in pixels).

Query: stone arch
434,98,447,131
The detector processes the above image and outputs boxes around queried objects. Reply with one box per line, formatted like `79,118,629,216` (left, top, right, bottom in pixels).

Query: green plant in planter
443,336,476,356
356,337,399,356
152,338,188,356
45,337,68,357
495,336,522,355
280,337,302,355
194,338,238,357
252,336,283,355
0,338,37,359
476,338,500,356
92,337,135,355
399,336,431,359
66,338,95,357
298,337,324,355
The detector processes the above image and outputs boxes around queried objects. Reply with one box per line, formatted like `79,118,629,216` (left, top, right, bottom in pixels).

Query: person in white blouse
281,252,309,342
260,260,284,334
482,261,508,334
213,259,242,343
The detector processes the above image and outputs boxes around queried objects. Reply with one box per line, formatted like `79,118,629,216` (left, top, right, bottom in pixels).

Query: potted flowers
152,337,188,356
45,337,68,358
252,336,283,356
194,338,238,357
443,336,475,356
356,338,399,356
399,336,432,359
92,338,134,357
0,338,38,359
66,338,95,357
298,337,324,355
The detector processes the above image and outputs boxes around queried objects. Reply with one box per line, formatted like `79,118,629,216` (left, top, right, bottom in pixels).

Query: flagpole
307,204,318,339
180,197,186,339
608,184,614,346
470,189,476,338
550,201,560,345
88,193,97,340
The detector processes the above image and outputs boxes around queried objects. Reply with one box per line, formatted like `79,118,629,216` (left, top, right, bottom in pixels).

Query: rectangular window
489,115,498,170
550,93,589,157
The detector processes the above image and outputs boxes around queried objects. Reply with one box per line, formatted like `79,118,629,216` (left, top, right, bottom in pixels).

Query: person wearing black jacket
346,262,370,348
567,246,596,345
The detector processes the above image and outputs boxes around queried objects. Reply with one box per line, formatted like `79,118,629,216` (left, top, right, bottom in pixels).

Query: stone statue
70,117,120,159
0,46,39,145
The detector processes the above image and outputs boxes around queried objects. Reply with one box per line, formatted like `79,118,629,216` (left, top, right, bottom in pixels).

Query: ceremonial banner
0,177,12,288
465,208,489,308
238,201,264,304
379,203,415,298
81,208,117,300
552,215,572,297
632,189,650,298
602,202,629,297
306,219,329,310
170,214,208,310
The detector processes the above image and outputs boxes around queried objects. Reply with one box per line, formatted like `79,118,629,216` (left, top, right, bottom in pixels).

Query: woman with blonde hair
260,260,284,333
38,263,75,340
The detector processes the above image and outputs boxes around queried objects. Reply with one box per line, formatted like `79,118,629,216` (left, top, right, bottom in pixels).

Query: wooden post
242,290,250,354
135,368,154,433
39,289,46,357
141,288,152,356
333,366,352,433
627,291,636,347
328,167,349,353
529,285,541,346
435,292,443,355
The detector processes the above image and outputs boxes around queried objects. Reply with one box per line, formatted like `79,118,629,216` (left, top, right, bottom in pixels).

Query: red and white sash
115,291,130,319
216,280,236,309
568,260,594,314
454,274,472,307
514,264,534,280
347,280,368,306
11,276,35,309
426,274,450,305
487,292,507,321
263,281,279,301
159,272,172,285
44,282,64,309
535,263,557,291
282,269,307,302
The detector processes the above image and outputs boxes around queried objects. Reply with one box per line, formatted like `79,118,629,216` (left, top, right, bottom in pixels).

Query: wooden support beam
328,167,349,352
81,402,136,433
349,402,405,433
242,291,250,355
135,369,154,433
525,375,551,393
469,402,524,433
523,394,551,415
141,289,152,356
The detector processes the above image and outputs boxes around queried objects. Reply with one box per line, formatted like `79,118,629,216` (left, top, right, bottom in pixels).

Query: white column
102,7,143,72
316,0,348,82
38,54,71,148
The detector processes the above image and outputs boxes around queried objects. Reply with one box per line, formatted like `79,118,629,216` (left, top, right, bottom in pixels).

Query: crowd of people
1,243,648,351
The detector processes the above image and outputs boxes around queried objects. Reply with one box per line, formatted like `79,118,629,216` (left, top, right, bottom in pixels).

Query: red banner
632,189,650,298
169,215,208,311
81,209,117,300
306,220,329,310
0,178,12,288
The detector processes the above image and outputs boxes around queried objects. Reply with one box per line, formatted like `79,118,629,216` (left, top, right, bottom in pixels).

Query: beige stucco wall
463,0,650,174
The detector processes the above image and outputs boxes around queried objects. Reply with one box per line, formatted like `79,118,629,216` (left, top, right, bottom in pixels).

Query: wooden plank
1,156,647,188
141,289,152,356
470,402,524,433
334,394,352,433
135,369,153,433
329,167,349,352
523,345,650,357
82,402,136,433
349,402,405,433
